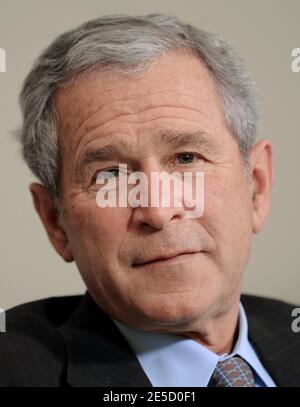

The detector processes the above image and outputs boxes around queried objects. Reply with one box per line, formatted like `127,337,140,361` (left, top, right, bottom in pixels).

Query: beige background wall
0,0,299,310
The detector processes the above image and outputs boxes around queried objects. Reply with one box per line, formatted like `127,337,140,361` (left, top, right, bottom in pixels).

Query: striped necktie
208,356,256,387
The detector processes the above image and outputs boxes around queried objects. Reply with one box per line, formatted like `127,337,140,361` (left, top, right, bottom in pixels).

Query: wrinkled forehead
53,50,227,151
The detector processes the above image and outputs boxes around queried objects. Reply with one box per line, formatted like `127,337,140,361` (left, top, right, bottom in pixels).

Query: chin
131,290,217,331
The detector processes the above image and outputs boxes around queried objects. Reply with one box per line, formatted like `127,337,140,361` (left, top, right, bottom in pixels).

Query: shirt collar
222,303,276,386
111,303,275,387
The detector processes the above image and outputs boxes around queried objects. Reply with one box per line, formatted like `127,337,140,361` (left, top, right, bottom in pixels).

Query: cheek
203,174,233,219
66,202,128,265
203,174,253,255
204,172,251,219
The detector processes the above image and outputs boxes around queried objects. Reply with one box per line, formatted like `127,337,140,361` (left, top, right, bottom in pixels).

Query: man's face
55,50,255,331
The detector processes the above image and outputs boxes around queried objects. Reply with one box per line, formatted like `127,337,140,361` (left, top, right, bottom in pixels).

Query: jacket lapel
58,292,152,387
242,295,300,387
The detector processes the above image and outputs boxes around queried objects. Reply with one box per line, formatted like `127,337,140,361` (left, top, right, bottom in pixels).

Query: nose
130,165,187,231
132,203,186,231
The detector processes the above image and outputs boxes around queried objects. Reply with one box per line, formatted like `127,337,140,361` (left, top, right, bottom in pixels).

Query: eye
175,152,204,165
93,168,120,184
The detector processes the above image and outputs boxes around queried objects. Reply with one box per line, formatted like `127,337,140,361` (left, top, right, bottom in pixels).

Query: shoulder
4,295,83,327
241,293,299,320
0,295,83,386
241,294,300,385
241,293,300,347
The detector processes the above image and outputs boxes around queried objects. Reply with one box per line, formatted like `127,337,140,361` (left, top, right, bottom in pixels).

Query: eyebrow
76,129,219,181
155,129,219,152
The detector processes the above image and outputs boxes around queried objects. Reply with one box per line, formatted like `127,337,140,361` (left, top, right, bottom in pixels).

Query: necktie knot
209,356,256,387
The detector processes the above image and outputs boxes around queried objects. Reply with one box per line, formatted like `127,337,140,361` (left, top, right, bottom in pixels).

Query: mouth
132,251,201,268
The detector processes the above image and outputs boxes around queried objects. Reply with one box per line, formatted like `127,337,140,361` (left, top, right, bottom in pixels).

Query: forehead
54,50,227,150
55,51,220,123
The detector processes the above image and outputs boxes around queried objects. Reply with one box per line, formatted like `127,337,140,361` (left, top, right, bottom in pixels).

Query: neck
180,306,240,355
154,296,241,355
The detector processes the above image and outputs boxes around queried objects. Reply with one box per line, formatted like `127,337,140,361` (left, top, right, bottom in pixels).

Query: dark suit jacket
0,292,299,387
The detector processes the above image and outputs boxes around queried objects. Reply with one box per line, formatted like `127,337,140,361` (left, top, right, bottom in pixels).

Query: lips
132,250,200,267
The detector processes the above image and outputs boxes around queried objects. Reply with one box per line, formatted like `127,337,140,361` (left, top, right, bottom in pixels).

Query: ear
29,182,74,262
249,140,275,234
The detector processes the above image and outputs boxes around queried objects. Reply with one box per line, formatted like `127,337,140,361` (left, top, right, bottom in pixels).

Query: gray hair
19,13,258,206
